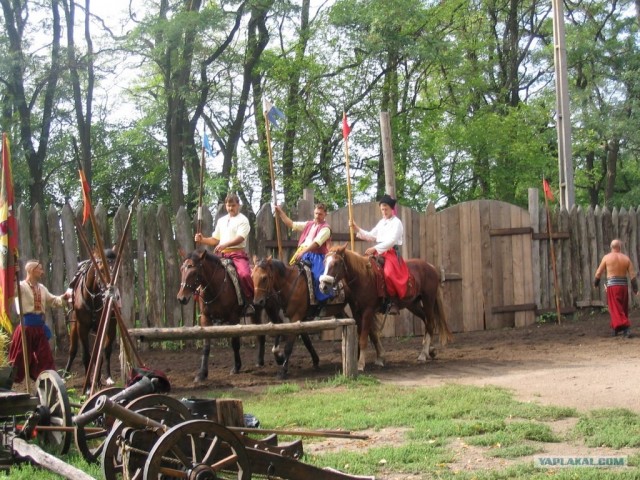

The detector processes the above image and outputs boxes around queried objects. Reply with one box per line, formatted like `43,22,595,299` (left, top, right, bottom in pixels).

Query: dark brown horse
177,249,261,382
63,249,118,385
319,244,452,371
252,257,347,378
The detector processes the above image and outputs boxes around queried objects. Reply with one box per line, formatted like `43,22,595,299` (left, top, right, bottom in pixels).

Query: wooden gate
424,200,536,332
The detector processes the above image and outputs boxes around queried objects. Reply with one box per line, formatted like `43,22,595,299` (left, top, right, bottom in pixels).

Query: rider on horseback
194,193,254,314
275,203,333,306
349,194,409,315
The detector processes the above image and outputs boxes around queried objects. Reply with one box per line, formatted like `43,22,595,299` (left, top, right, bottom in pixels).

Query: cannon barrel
73,376,158,427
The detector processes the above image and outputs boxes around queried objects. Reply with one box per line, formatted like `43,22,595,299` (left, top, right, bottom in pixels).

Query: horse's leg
277,334,297,380
299,333,320,369
195,339,210,383
370,312,386,367
101,317,116,386
407,301,434,362
230,336,242,374
357,310,374,372
63,315,79,377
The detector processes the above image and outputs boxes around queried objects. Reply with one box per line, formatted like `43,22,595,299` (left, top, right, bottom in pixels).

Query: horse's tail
434,283,453,345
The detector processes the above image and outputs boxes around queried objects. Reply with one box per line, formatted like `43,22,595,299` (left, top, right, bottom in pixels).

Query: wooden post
216,399,245,427
379,112,396,198
342,323,358,378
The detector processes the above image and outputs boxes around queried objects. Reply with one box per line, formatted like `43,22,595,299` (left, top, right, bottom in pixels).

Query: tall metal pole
551,0,575,209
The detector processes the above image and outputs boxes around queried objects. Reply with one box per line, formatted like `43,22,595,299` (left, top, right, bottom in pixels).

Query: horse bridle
180,257,228,306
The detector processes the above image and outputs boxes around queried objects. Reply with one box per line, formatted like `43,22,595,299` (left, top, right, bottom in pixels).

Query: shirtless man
594,239,638,337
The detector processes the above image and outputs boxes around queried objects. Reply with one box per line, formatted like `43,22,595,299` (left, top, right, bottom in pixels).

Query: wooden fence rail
10,189,640,348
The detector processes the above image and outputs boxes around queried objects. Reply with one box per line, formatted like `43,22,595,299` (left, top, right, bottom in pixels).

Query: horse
63,248,118,385
177,249,263,383
251,257,348,378
319,244,453,372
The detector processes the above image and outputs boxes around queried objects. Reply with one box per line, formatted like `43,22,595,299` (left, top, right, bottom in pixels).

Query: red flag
342,112,351,139
0,133,18,333
79,169,91,225
542,178,554,202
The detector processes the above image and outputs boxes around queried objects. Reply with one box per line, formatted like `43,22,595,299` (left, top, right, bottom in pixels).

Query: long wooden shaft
229,426,369,440
197,144,205,235
14,253,29,394
344,136,355,250
544,195,562,325
264,112,283,261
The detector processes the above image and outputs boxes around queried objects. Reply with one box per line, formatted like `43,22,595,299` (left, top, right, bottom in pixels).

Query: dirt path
58,309,640,413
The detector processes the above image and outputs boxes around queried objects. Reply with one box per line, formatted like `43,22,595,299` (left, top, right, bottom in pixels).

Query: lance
263,107,283,261
343,112,355,250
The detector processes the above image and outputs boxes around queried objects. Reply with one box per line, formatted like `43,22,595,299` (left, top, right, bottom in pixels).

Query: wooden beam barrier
128,317,359,378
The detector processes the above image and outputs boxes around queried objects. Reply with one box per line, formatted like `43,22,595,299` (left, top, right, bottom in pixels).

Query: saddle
368,256,417,299
297,262,345,306
219,258,244,306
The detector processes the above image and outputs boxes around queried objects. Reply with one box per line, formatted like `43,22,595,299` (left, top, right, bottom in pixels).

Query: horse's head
319,244,348,295
251,257,271,307
177,249,207,304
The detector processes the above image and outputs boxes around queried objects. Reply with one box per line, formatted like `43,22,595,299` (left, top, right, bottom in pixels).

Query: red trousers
606,285,630,331
381,249,410,299
221,250,254,301
8,324,55,383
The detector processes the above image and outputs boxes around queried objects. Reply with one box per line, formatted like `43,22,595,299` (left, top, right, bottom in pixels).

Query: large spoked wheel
75,386,123,463
34,370,72,455
144,419,251,480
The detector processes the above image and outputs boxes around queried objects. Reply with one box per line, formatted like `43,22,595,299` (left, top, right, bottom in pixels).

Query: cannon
81,393,375,480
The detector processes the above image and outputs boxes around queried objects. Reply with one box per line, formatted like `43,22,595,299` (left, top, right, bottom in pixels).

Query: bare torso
596,252,635,279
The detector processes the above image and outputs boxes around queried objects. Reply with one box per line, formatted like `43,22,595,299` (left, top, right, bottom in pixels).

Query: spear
263,99,283,261
342,112,355,250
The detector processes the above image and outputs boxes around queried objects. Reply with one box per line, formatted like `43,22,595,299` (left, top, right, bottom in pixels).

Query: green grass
4,379,640,479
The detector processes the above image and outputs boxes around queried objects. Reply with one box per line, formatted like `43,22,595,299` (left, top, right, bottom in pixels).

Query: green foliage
574,409,640,449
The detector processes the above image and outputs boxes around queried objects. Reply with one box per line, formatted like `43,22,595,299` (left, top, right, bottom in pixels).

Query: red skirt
381,249,410,299
606,285,630,331
8,324,56,383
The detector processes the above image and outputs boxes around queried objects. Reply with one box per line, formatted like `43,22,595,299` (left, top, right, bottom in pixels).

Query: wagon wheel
126,394,192,420
75,386,123,463
34,370,72,455
143,419,251,480
101,407,191,480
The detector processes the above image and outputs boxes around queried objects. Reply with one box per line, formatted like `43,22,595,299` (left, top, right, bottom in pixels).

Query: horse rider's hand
349,219,359,232
365,247,375,256
194,232,203,243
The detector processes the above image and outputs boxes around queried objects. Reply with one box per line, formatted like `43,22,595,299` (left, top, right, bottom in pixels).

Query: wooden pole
343,112,355,250
544,192,563,325
14,253,29,394
264,109,283,260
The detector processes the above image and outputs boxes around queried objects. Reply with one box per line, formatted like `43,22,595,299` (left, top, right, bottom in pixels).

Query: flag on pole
542,178,555,202
203,131,215,157
263,98,285,126
342,112,351,139
79,168,91,225
0,133,18,333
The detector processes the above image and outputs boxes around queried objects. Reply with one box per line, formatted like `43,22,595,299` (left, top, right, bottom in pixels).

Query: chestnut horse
63,249,118,385
177,249,263,382
252,257,347,378
319,244,452,371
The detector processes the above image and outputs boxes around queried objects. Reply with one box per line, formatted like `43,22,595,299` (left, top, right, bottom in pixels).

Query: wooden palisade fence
11,188,638,350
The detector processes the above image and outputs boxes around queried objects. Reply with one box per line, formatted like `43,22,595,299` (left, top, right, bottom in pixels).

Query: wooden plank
441,205,463,332
175,206,195,329
136,203,148,329
511,205,526,327
158,205,181,328
396,205,415,336
491,303,537,313
559,209,572,311
479,200,493,331
113,204,135,330
144,205,164,328
520,204,535,326
596,206,606,303
577,206,591,305
490,202,513,328
47,205,66,343
586,206,599,305
539,208,550,311
532,232,571,240
489,227,533,236
528,189,541,310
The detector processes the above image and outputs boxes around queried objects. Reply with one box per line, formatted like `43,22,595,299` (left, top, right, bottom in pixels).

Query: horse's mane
189,249,222,265
331,247,374,281
256,258,287,278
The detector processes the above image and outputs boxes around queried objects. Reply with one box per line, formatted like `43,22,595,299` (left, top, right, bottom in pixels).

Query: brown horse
177,249,262,382
63,249,118,385
319,244,452,371
252,257,347,378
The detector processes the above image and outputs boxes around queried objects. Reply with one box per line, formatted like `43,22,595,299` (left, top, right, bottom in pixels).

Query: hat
378,194,396,209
